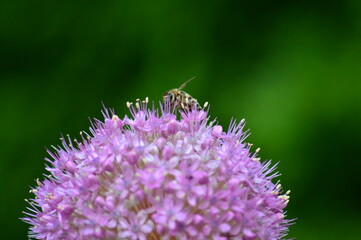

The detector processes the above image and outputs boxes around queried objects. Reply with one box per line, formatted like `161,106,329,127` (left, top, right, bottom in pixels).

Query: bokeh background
1,0,361,239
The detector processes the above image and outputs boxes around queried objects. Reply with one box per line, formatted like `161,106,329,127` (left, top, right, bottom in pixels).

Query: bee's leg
175,95,182,108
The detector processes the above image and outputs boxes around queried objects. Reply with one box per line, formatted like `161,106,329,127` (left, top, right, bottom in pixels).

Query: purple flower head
23,98,293,239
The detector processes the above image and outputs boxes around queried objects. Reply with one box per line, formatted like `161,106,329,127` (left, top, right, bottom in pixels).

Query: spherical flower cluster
23,99,292,239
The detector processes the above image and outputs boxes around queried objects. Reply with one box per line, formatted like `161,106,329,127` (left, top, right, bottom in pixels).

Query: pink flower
118,211,154,240
22,99,293,239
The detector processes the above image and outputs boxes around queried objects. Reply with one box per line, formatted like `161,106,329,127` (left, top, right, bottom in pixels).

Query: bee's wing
178,76,196,90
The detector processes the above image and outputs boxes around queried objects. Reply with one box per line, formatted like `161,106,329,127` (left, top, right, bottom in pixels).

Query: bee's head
163,90,176,102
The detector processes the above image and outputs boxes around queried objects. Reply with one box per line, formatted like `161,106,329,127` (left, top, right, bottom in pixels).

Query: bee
163,77,201,111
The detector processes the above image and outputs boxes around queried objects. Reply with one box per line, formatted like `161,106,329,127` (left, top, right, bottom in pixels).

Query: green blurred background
1,0,360,239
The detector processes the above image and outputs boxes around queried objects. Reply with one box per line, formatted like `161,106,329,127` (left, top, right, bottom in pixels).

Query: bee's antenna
178,76,196,90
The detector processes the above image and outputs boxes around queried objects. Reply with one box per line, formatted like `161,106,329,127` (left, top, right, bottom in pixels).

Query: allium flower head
23,98,292,239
